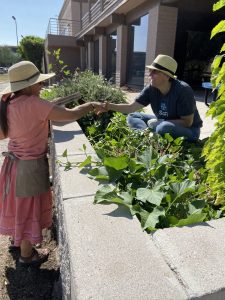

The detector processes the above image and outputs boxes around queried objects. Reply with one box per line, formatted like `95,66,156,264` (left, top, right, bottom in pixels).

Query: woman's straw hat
1,60,55,95
146,54,177,78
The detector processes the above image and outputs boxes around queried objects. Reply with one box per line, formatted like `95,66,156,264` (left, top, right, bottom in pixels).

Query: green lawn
0,74,8,82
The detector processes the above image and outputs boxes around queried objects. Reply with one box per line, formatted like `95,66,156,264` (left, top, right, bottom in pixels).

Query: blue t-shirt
135,80,203,128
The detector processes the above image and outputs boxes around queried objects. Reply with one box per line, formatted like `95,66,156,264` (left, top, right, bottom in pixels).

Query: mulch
0,231,62,300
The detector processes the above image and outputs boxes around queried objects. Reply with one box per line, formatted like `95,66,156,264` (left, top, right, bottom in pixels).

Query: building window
94,39,99,74
107,32,117,83
127,14,148,88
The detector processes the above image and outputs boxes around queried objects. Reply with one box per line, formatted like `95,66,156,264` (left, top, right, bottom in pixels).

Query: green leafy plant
202,0,225,206
78,113,222,231
48,48,71,82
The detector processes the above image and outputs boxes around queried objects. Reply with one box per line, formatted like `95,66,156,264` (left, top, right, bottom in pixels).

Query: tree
18,36,44,71
0,46,20,66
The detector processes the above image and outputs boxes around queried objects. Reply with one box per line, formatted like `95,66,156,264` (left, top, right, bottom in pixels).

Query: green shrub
18,36,44,71
41,69,126,103
41,70,127,137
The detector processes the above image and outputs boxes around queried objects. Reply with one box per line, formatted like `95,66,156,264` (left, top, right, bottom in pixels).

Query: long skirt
0,157,52,246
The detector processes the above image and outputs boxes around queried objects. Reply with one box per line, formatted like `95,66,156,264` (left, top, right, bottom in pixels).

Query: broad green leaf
136,188,164,205
129,159,145,173
167,215,179,226
154,164,167,180
143,207,165,230
139,146,153,170
211,21,225,39
176,213,207,227
94,185,123,204
188,200,206,214
169,180,195,199
104,156,128,170
78,156,92,168
88,166,109,181
119,192,133,205
129,203,142,216
106,167,123,182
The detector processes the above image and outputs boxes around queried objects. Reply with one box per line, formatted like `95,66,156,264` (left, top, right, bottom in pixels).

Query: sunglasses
38,81,46,86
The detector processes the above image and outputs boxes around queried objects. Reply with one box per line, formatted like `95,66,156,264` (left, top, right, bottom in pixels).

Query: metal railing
81,0,117,30
46,18,81,36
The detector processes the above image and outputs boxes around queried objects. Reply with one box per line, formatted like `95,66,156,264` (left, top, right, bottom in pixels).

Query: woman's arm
48,102,102,122
0,128,7,140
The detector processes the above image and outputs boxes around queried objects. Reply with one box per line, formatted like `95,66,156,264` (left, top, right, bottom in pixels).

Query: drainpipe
80,0,82,30
100,0,104,12
88,0,91,22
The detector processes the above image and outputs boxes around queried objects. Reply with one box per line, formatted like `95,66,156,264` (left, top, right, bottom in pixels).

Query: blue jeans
126,112,200,141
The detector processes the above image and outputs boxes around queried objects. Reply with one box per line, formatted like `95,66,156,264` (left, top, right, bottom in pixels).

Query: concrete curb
51,107,222,299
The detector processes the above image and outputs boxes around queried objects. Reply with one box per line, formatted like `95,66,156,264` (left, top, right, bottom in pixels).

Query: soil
0,230,62,300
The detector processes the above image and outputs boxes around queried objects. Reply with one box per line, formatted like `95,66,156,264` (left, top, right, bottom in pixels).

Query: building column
87,41,94,71
116,24,128,87
145,4,178,84
99,35,107,77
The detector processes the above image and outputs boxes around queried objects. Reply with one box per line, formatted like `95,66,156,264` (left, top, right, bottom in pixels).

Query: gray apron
2,152,50,198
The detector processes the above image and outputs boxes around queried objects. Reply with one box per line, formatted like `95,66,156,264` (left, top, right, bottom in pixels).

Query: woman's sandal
8,238,20,253
18,248,49,267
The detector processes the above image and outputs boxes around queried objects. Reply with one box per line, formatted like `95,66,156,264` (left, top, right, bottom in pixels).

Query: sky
1,0,64,46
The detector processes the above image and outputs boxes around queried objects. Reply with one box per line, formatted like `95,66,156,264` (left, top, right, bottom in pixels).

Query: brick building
45,0,224,88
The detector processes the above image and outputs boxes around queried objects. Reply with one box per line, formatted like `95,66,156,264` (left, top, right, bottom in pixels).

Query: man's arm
168,114,194,128
106,101,144,114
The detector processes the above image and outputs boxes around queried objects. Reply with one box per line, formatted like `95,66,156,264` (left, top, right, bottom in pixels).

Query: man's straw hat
146,54,177,78
1,61,55,95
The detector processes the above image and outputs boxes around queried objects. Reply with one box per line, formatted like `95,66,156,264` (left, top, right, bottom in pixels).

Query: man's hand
147,118,164,130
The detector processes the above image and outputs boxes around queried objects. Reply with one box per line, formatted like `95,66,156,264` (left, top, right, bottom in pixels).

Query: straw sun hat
1,60,55,95
146,54,178,78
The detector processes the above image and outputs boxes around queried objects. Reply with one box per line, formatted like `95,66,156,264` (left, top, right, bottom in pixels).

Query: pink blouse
7,95,55,160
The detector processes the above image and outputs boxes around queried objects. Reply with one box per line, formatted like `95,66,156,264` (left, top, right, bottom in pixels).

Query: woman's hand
91,101,109,115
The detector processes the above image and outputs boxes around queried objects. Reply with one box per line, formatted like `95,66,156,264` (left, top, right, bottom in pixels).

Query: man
100,54,203,141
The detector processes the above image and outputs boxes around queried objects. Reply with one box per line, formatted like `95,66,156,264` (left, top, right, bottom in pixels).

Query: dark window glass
127,15,148,88
107,32,117,83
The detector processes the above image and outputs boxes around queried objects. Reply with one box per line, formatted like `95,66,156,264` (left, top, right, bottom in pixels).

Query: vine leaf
211,20,225,39
213,0,225,11
103,156,129,170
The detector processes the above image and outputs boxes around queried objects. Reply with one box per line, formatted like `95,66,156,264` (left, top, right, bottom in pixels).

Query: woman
0,61,101,267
